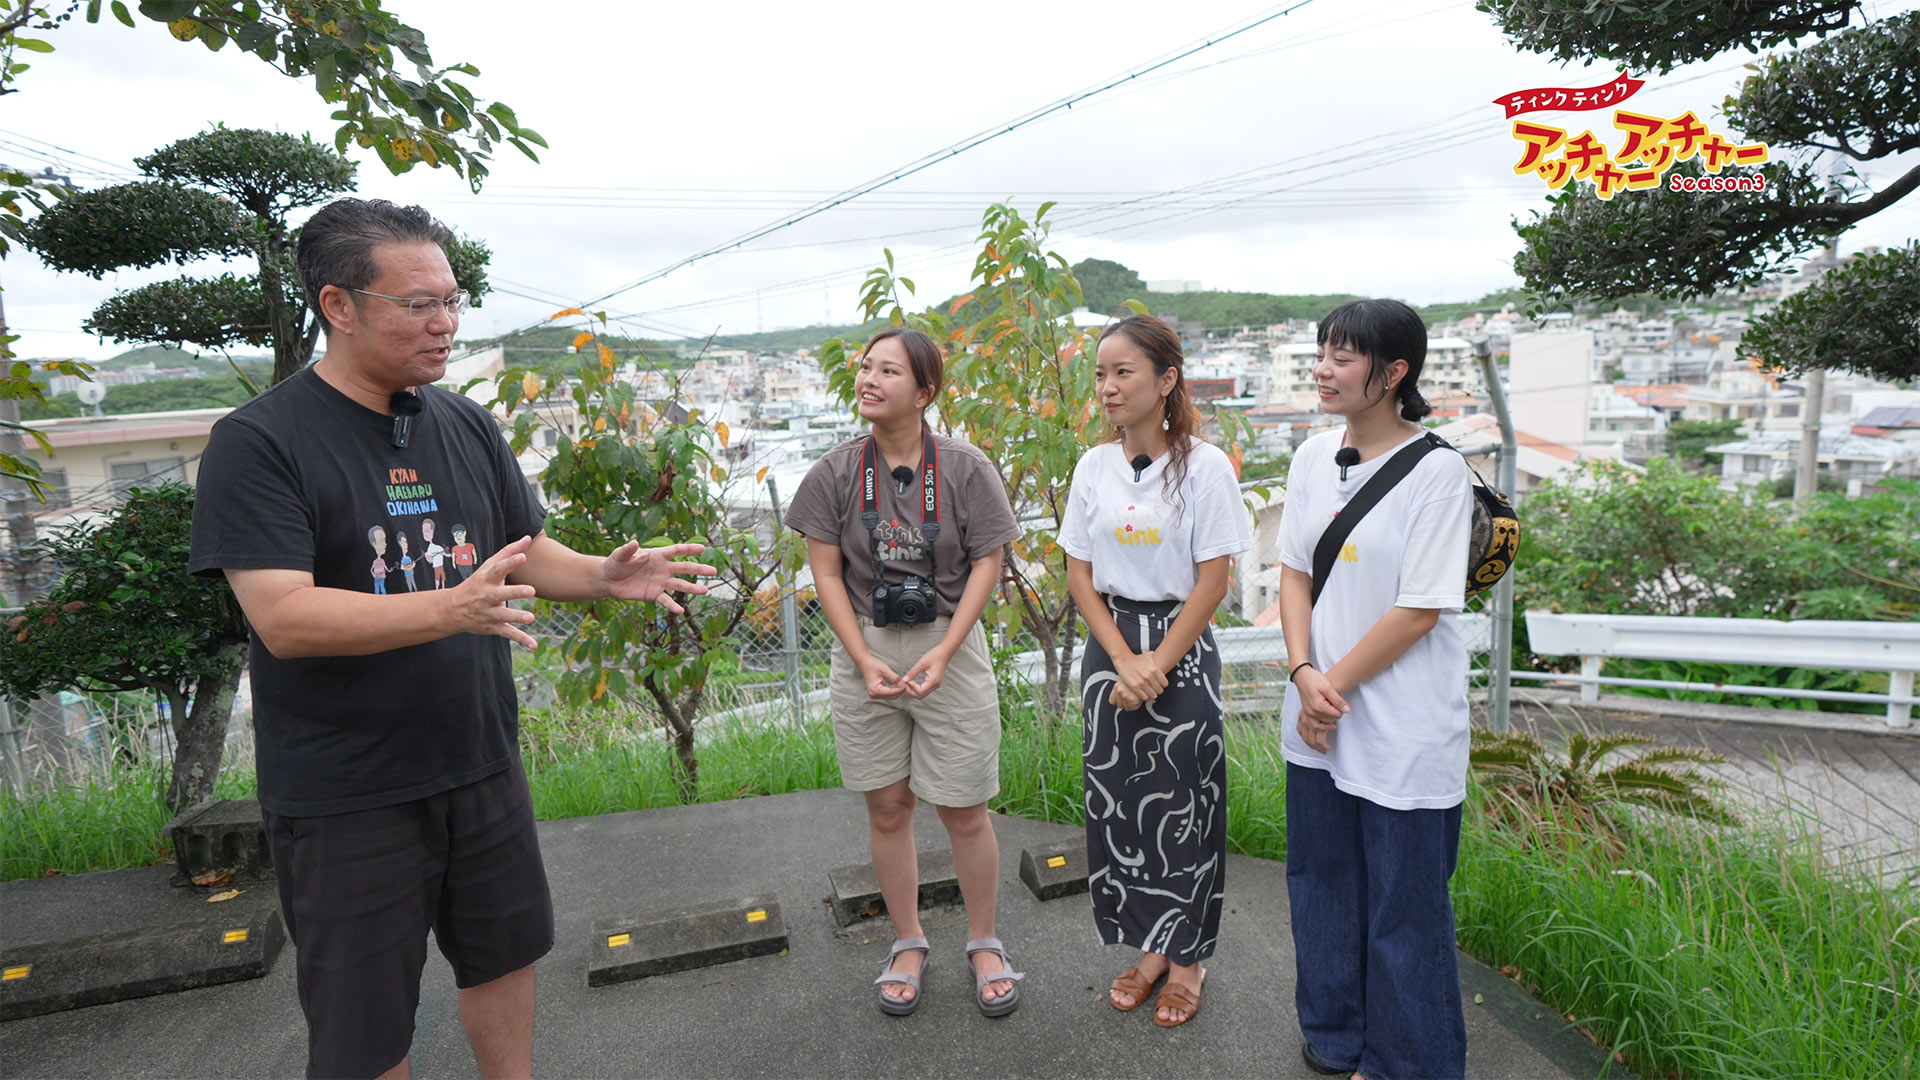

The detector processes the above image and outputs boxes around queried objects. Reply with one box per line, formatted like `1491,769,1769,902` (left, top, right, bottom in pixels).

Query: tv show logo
1497,73,1769,199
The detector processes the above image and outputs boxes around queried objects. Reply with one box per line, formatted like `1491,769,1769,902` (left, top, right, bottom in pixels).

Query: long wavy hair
1099,314,1204,514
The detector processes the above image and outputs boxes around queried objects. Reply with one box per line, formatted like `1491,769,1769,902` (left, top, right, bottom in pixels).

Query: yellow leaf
591,669,609,701
755,466,770,483
598,343,615,370
710,466,725,482
593,417,607,432
571,331,594,351
548,307,585,322
521,372,540,402
168,17,200,40
206,889,242,903
619,404,631,426
1040,399,1059,419
716,421,730,449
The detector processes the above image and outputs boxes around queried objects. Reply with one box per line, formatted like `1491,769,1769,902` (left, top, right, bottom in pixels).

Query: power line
562,1,1322,314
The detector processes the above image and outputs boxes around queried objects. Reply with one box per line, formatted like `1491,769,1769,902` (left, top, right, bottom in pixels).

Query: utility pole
1794,367,1824,504
1797,156,1847,505
0,279,39,608
1474,336,1517,733
765,475,804,722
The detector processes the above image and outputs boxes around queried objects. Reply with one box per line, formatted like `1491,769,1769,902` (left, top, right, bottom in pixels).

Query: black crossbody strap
1310,432,1445,606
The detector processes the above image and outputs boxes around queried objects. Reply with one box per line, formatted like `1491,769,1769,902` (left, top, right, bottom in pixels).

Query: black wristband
1289,661,1314,684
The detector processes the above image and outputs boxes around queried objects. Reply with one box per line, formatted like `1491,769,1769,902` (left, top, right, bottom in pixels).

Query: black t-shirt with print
188,367,546,817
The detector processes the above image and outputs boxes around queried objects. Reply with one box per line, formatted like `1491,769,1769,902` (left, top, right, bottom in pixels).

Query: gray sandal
875,936,930,1016
965,937,1026,1017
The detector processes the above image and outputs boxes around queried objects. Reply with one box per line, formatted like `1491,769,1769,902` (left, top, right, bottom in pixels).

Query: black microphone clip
890,465,914,493
390,390,423,449
1335,446,1360,481
1130,454,1152,482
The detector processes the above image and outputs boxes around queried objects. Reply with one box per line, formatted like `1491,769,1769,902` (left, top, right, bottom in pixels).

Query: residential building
1706,432,1920,493
18,408,227,528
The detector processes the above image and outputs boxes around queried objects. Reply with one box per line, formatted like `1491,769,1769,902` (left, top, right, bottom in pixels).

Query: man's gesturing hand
601,541,719,613
451,535,541,648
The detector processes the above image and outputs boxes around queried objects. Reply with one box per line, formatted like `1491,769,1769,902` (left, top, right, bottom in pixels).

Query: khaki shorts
829,615,1002,807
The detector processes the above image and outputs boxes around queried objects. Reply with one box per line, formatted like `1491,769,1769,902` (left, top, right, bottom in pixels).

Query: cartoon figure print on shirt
397,531,418,592
367,525,389,594
365,467,491,595
1111,500,1165,547
422,517,448,589
450,523,477,582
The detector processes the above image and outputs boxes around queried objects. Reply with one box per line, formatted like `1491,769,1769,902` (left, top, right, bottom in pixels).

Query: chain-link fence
511,512,1501,730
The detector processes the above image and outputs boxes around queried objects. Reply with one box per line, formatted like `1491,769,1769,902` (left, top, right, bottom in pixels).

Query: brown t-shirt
786,433,1021,619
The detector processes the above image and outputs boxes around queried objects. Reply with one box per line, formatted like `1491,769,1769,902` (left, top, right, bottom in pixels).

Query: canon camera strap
1309,432,1446,606
860,428,941,598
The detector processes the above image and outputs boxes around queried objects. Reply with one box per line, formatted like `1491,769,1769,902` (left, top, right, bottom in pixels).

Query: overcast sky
5,0,1917,362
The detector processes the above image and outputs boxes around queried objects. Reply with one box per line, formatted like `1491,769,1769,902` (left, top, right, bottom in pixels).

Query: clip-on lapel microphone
390,390,423,449
1130,455,1152,482
1335,446,1360,481
890,465,913,494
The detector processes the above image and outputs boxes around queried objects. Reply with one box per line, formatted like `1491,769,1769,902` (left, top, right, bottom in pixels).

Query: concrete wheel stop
587,895,788,987
0,865,285,1021
1018,838,1090,900
824,848,960,926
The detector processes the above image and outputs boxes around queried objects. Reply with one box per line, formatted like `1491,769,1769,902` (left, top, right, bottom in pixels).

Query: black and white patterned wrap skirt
1080,595,1227,965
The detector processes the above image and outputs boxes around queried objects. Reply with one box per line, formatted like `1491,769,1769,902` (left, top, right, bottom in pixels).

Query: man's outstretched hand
451,535,541,648
601,541,718,613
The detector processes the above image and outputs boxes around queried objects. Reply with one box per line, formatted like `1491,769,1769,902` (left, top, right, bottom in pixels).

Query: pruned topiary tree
22,126,492,388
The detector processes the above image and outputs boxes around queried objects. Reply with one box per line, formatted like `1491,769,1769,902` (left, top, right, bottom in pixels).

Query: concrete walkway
1,788,1614,1079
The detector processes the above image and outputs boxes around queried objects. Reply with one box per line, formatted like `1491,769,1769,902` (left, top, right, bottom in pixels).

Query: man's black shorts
263,758,553,1080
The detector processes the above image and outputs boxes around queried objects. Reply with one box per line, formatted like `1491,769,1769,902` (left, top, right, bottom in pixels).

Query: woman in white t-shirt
1062,314,1252,1029
1277,299,1472,1080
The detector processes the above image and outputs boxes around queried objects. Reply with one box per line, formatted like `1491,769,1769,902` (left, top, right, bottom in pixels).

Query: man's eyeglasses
348,287,470,319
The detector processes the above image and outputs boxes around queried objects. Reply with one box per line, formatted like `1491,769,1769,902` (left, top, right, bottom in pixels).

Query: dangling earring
1161,394,1171,431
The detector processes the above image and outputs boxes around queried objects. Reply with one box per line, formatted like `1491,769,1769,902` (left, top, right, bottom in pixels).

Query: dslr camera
872,574,937,627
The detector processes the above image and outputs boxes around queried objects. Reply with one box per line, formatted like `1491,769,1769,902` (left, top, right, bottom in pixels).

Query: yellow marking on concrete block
223,929,249,944
745,910,768,923
607,933,632,948
1046,855,1068,869
2,965,29,981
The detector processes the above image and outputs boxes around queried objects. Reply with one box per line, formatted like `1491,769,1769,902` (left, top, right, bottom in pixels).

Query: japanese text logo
1496,73,1769,199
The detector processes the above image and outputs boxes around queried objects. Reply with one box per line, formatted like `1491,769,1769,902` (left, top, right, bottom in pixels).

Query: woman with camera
1061,314,1252,1028
785,328,1026,1017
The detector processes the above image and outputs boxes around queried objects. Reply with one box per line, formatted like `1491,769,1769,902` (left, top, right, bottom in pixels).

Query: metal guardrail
1525,611,1919,729
1001,615,1495,684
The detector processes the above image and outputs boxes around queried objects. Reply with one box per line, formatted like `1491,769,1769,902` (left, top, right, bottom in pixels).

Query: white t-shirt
1278,427,1472,810
1060,438,1253,600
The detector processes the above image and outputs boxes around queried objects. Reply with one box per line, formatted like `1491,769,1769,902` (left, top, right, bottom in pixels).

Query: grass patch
0,755,256,881
1455,802,1919,1079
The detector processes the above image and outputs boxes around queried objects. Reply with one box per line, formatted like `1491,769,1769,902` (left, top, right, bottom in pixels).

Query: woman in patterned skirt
1061,314,1252,1027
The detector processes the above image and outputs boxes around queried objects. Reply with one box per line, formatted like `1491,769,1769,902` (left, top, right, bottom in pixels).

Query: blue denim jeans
1286,763,1466,1080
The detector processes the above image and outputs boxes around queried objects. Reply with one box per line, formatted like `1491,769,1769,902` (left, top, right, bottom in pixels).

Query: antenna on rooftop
75,381,106,418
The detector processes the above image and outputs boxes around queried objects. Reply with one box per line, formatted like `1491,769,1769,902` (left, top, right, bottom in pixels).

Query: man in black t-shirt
189,199,715,1080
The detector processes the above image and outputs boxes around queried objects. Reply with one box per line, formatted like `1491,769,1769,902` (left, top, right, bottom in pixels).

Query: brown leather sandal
1152,968,1206,1028
1109,964,1163,1011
